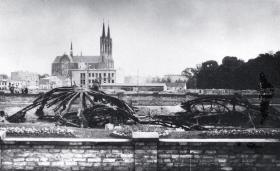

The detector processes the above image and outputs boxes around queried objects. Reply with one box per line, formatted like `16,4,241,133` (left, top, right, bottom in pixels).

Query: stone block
217,159,227,163
78,162,93,167
87,158,102,162
190,150,202,154
69,142,83,145
73,158,86,162
121,153,133,158
83,153,97,158
26,161,36,166
24,166,35,170
180,154,192,158
14,161,27,166
72,149,85,153
13,158,25,162
49,149,61,153
26,158,40,162
64,161,77,166
221,167,233,171
38,161,50,166
51,161,65,166
103,158,116,163
2,161,13,165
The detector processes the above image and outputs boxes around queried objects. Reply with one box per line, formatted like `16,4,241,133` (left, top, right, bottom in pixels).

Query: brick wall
0,140,134,171
1,137,280,171
158,141,280,171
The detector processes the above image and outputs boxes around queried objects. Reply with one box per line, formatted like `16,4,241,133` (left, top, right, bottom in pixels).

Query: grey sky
1,0,280,76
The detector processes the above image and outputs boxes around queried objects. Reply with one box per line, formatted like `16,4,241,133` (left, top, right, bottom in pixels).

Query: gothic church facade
51,23,115,85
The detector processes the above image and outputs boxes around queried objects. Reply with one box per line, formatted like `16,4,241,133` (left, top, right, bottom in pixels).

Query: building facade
163,74,188,83
0,74,8,90
10,71,39,88
71,69,116,88
51,23,115,87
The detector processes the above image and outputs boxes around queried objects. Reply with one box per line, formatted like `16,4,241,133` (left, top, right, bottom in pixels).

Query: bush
0,126,75,137
110,124,170,138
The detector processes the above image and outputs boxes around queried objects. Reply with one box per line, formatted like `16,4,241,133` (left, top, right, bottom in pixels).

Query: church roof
52,55,71,63
72,56,101,63
52,55,101,64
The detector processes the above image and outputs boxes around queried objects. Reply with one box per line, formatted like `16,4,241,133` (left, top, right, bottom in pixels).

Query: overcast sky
1,0,280,77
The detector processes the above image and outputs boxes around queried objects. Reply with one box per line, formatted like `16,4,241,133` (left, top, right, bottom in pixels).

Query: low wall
1,136,280,170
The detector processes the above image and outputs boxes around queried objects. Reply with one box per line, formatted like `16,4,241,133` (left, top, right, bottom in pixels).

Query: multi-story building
10,71,39,88
71,68,116,88
51,22,116,87
0,74,8,90
163,74,188,83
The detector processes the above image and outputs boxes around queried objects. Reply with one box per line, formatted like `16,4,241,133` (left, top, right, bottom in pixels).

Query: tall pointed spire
102,22,106,38
107,25,110,38
70,42,73,57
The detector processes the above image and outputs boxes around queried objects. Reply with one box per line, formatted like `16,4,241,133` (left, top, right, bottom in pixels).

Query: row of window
0,81,7,85
88,79,114,84
88,72,114,78
80,78,115,85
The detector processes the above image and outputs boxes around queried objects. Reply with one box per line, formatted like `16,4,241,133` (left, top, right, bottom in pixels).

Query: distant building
124,75,150,84
101,83,167,92
11,71,39,88
71,69,116,88
163,74,188,83
165,82,186,91
51,22,115,86
0,74,8,90
39,76,71,90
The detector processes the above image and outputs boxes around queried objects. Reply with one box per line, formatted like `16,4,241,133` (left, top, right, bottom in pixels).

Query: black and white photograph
0,0,280,170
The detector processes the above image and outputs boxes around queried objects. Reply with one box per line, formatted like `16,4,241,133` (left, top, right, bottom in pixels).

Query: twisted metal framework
7,86,138,127
6,88,280,130
152,95,280,130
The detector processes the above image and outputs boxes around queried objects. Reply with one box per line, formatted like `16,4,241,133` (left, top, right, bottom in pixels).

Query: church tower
106,25,112,57
100,23,106,56
100,22,113,68
70,42,73,57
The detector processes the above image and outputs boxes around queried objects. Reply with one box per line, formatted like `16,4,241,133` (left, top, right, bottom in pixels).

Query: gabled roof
52,55,101,64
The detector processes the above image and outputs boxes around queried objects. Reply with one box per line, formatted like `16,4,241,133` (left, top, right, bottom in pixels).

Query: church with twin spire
51,23,116,86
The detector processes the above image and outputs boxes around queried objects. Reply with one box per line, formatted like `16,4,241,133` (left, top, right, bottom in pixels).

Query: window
112,80,114,83
104,73,106,77
99,73,101,78
96,73,98,77
112,73,114,77
104,78,106,82
80,73,86,85
92,73,94,77
88,73,91,77
80,79,85,85
89,80,91,83
108,80,110,83
80,73,85,78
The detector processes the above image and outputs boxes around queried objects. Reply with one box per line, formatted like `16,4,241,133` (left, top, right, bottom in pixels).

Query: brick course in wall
1,137,280,171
